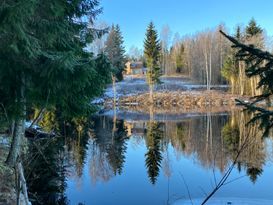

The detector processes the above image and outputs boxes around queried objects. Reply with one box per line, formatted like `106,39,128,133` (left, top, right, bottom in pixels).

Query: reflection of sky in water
65,112,273,205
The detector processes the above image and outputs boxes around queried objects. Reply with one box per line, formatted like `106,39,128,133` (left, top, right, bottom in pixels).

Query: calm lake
26,109,273,205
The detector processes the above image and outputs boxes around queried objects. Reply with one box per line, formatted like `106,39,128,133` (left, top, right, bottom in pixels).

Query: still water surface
27,110,273,204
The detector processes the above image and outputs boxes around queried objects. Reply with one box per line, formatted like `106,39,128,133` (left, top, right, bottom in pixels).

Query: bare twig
212,149,218,187
32,141,56,174
179,172,193,205
223,175,247,186
198,186,208,197
200,129,252,205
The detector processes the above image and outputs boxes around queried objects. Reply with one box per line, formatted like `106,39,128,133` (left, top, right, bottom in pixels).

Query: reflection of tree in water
145,121,163,184
222,111,266,183
176,114,229,172
222,117,240,153
89,145,114,184
24,113,93,204
170,121,190,153
140,110,268,184
64,117,90,179
106,119,128,175
24,137,68,205
89,116,128,184
173,111,266,183
247,166,263,183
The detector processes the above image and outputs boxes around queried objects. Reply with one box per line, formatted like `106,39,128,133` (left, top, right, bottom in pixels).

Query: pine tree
0,0,111,166
144,22,161,102
105,24,126,81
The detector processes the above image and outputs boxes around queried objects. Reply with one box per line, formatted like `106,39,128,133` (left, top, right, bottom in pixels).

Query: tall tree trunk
209,45,212,90
6,72,26,167
239,62,244,95
112,73,117,108
220,35,223,81
250,78,255,97
205,50,209,90
231,77,235,95
149,84,153,104
6,118,25,167
112,74,117,142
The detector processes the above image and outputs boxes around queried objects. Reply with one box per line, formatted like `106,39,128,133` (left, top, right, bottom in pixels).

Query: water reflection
145,121,163,184
24,117,91,205
25,110,273,204
24,137,68,205
88,110,270,187
222,111,265,183
89,117,128,184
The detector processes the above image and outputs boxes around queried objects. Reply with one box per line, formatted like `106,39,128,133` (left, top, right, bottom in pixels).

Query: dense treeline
222,19,264,96
0,0,112,167
138,19,271,94
90,18,270,96
83,112,266,185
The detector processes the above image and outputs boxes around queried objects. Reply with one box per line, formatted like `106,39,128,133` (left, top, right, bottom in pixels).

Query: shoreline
105,90,249,108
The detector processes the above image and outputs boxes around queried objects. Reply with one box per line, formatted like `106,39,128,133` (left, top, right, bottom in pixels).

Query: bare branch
179,172,193,205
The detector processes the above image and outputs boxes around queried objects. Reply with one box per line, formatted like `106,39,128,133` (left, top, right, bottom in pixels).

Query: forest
1,0,273,205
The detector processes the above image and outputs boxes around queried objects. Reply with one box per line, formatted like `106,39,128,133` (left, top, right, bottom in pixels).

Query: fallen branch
17,161,32,205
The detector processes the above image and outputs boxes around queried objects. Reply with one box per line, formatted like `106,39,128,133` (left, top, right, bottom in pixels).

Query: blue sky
97,0,273,52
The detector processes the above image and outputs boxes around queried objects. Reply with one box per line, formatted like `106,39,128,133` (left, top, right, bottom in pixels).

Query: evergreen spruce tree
105,24,126,81
145,122,163,184
144,22,161,102
245,18,264,49
245,19,264,96
0,0,111,166
235,26,242,40
246,18,263,38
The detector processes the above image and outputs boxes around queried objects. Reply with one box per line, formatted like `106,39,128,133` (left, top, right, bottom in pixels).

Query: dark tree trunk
6,118,25,167
6,72,26,167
